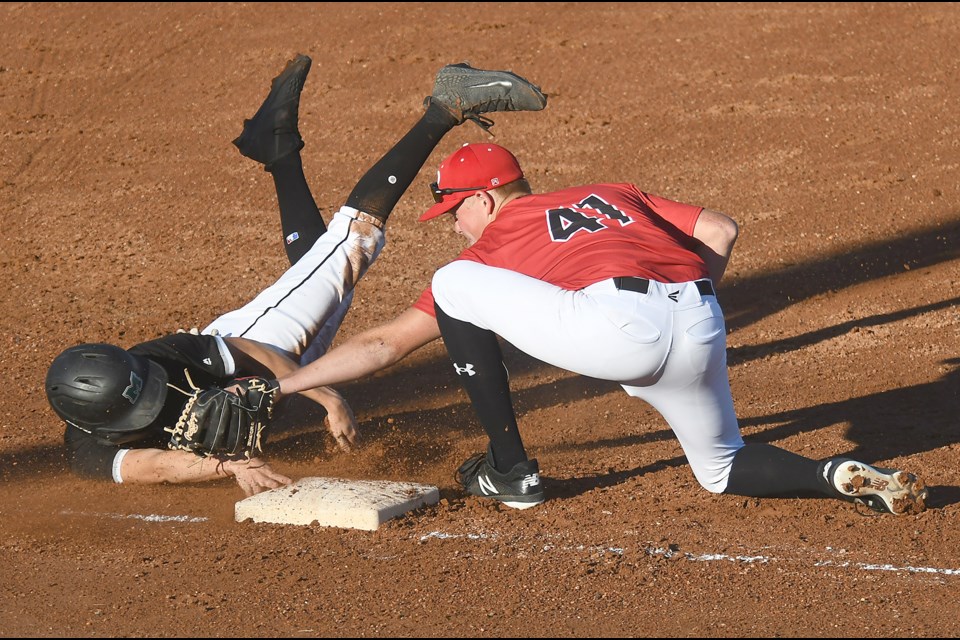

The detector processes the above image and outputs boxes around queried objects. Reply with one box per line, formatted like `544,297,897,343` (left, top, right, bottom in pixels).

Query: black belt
612,276,715,297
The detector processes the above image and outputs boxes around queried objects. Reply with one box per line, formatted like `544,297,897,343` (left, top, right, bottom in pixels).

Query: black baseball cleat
425,62,547,132
826,459,928,515
456,449,545,509
232,54,311,169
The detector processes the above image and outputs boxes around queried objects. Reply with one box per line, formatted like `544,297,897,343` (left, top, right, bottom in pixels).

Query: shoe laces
424,96,498,133
466,114,496,133
471,85,546,130
462,97,517,132
454,452,487,487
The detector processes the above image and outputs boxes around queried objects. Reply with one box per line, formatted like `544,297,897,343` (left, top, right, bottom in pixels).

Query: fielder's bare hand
324,391,359,452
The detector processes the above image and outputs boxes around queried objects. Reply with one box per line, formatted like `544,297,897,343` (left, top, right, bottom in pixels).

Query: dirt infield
2,3,959,637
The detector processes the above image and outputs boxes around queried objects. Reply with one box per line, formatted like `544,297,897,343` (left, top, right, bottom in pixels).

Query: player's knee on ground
689,460,734,494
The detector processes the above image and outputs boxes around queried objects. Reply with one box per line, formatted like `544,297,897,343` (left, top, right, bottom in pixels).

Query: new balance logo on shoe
456,452,546,510
453,362,476,376
828,459,927,515
477,473,497,495
520,473,540,490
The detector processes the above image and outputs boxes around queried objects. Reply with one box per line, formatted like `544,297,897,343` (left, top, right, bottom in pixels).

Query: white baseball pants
432,260,744,493
205,206,384,364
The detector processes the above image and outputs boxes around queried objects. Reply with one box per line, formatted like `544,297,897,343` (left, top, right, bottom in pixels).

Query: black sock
434,304,528,472
345,103,458,223
268,153,326,266
724,443,835,498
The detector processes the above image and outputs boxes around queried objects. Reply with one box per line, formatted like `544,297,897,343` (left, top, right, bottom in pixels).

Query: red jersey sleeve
412,285,437,317
639,188,704,237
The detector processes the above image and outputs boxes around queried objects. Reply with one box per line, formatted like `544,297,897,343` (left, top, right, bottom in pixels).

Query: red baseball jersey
414,183,708,316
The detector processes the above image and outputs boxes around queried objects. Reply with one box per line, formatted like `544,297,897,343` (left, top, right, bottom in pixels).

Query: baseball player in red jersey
45,59,547,496
278,142,928,515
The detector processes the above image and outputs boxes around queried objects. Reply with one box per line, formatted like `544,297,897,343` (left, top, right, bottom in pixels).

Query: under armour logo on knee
453,362,476,376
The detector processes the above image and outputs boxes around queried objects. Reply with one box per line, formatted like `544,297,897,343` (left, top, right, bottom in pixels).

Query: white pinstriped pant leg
204,206,384,360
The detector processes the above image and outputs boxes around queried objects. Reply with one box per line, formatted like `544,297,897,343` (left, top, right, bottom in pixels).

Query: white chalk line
56,511,959,577
813,560,960,576
420,530,960,577
60,509,208,523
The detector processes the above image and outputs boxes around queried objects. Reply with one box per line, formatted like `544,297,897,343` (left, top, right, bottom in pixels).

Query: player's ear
479,190,495,216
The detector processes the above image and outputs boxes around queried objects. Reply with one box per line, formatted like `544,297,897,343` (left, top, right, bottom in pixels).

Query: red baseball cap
418,143,524,222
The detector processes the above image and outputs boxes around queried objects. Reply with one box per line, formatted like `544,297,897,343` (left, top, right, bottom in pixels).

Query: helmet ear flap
45,344,168,443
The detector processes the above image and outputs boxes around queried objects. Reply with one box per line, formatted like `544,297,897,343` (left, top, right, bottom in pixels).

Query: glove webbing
164,369,205,454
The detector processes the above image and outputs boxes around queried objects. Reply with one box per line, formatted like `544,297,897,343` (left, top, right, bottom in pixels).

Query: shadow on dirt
0,442,68,482
267,371,620,470
739,358,960,466
722,217,959,333
540,354,959,508
728,296,960,366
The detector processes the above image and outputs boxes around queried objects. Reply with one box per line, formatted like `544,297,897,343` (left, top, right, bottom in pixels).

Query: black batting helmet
45,343,169,445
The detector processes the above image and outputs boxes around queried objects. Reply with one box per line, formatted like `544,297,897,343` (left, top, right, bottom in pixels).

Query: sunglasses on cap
430,181,487,204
